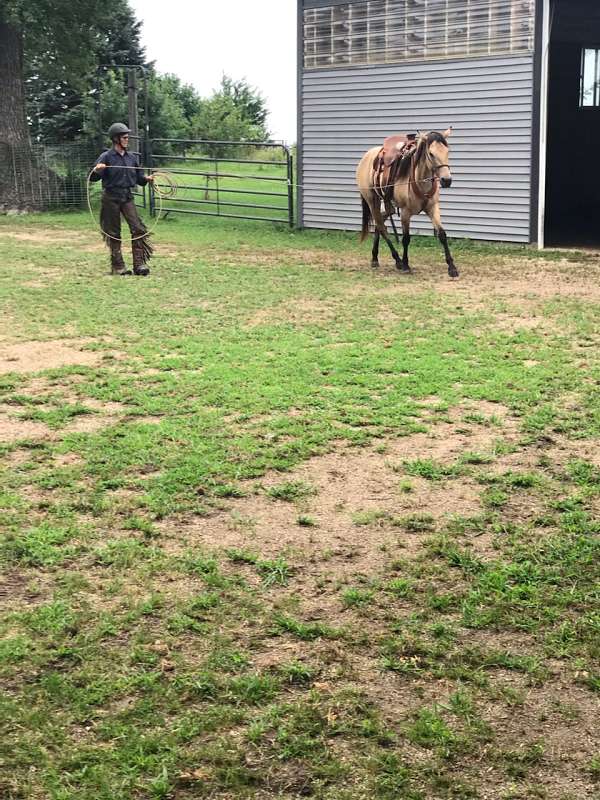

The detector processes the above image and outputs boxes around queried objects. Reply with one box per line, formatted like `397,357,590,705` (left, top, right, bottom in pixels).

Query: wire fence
0,141,98,212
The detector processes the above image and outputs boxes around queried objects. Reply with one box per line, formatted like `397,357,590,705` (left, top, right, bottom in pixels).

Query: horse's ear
442,126,453,138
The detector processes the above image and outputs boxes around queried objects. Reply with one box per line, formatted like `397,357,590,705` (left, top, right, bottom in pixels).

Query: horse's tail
360,196,371,242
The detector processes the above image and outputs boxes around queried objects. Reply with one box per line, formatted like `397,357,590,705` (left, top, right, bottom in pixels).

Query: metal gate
147,138,294,227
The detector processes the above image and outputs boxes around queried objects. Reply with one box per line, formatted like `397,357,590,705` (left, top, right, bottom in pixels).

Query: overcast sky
128,0,298,143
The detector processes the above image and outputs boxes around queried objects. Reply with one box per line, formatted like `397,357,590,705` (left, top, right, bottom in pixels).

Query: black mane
396,131,447,179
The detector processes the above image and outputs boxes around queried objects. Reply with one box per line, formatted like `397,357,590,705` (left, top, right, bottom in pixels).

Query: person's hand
94,163,107,173
146,174,155,183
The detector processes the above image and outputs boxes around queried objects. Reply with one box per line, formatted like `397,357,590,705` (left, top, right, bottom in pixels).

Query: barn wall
299,55,535,241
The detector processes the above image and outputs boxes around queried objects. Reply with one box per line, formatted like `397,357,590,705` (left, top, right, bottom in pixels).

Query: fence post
286,147,294,228
145,138,155,217
127,69,139,144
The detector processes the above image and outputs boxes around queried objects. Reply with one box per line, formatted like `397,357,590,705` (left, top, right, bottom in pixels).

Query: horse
356,128,458,278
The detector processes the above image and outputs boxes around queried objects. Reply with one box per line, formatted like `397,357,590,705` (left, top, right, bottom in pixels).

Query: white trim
537,0,550,249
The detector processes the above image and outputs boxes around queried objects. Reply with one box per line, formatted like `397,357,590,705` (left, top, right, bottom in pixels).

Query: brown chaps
100,192,153,269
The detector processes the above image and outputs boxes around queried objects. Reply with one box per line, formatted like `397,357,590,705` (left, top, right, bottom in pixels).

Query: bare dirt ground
0,339,103,375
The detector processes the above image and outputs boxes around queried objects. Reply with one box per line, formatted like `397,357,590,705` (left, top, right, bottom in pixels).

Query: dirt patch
0,340,103,375
160,422,507,576
546,436,600,470
0,572,47,610
0,229,103,253
53,452,84,467
78,399,128,415
63,414,122,434
0,416,52,443
245,298,340,328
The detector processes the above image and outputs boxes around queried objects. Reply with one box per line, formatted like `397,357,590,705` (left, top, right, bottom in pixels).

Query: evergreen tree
27,3,148,142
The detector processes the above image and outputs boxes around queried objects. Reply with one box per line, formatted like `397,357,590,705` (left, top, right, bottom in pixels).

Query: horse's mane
396,131,448,180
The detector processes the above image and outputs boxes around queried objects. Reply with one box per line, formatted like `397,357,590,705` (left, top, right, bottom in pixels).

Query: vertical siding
300,55,535,241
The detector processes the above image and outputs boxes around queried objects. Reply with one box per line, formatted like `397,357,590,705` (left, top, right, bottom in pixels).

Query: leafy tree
144,74,201,143
27,3,148,143
191,97,260,157
219,75,269,133
190,76,270,157
1,1,117,145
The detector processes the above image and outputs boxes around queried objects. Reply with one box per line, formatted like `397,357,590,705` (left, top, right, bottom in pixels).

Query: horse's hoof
448,268,459,279
371,261,380,269
397,263,412,274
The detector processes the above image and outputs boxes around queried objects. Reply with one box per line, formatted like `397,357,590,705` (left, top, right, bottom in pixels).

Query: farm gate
147,138,294,227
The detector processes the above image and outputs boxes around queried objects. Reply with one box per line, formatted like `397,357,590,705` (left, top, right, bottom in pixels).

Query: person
91,123,156,276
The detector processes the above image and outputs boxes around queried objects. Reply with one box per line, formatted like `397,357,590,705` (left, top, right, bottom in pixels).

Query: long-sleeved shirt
90,148,149,201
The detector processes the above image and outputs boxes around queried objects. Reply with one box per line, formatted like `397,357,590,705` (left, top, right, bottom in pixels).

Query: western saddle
372,133,417,209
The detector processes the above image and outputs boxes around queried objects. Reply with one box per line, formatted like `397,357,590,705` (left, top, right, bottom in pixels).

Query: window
303,0,535,69
581,48,600,108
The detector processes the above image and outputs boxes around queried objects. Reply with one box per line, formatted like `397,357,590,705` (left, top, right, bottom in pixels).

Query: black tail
360,196,371,242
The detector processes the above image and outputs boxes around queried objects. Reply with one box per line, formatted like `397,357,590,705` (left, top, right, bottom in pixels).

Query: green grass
1,210,599,799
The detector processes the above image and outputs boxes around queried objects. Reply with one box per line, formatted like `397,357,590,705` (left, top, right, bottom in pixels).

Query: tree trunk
0,23,66,211
0,23,29,146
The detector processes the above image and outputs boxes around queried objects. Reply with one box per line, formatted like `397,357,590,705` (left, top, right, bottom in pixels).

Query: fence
0,141,97,211
1,139,294,228
148,139,294,227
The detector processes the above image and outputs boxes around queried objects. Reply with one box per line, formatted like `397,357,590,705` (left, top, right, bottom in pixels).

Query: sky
128,0,298,144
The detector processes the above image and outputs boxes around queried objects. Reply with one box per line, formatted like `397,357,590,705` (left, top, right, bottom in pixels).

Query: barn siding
299,54,535,242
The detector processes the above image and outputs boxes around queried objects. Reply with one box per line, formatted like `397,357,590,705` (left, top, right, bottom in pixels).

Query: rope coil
86,165,178,242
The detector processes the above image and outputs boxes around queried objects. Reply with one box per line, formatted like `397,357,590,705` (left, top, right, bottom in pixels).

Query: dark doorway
545,0,600,247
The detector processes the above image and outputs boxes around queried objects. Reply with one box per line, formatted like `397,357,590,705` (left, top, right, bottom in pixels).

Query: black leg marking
379,227,403,270
371,230,380,268
389,214,401,245
401,230,411,272
438,228,459,278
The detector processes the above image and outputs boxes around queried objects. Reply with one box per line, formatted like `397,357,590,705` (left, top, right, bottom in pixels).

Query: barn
296,0,600,247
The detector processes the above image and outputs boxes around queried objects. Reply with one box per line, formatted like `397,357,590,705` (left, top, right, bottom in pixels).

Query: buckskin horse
356,128,458,278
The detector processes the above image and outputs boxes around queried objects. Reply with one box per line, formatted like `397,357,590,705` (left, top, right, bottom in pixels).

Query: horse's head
421,127,453,188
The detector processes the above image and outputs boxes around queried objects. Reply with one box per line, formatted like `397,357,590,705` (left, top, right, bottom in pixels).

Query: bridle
410,150,451,208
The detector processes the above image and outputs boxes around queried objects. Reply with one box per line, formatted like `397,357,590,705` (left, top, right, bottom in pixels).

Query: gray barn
296,0,600,247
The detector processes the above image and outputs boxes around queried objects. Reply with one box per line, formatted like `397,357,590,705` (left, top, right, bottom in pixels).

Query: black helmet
108,122,131,141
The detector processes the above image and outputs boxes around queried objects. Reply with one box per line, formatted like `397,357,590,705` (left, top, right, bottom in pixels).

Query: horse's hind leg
371,230,381,268
400,209,412,273
372,209,403,270
389,213,400,245
380,226,404,270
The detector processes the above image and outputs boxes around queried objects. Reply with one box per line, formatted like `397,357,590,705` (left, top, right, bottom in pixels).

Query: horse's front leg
400,208,412,273
427,203,458,278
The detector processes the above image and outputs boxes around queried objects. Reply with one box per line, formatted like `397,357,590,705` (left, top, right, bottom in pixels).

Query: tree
190,76,270,157
1,1,111,145
0,0,134,207
144,74,202,144
219,75,269,133
27,3,148,143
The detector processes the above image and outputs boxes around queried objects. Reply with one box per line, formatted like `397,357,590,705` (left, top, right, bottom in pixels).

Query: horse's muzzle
441,177,452,189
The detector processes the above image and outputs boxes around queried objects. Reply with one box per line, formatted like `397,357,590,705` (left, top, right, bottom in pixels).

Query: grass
1,209,599,799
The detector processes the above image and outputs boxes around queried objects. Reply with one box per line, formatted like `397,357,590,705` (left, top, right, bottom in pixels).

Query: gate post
127,69,139,144
285,146,294,228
